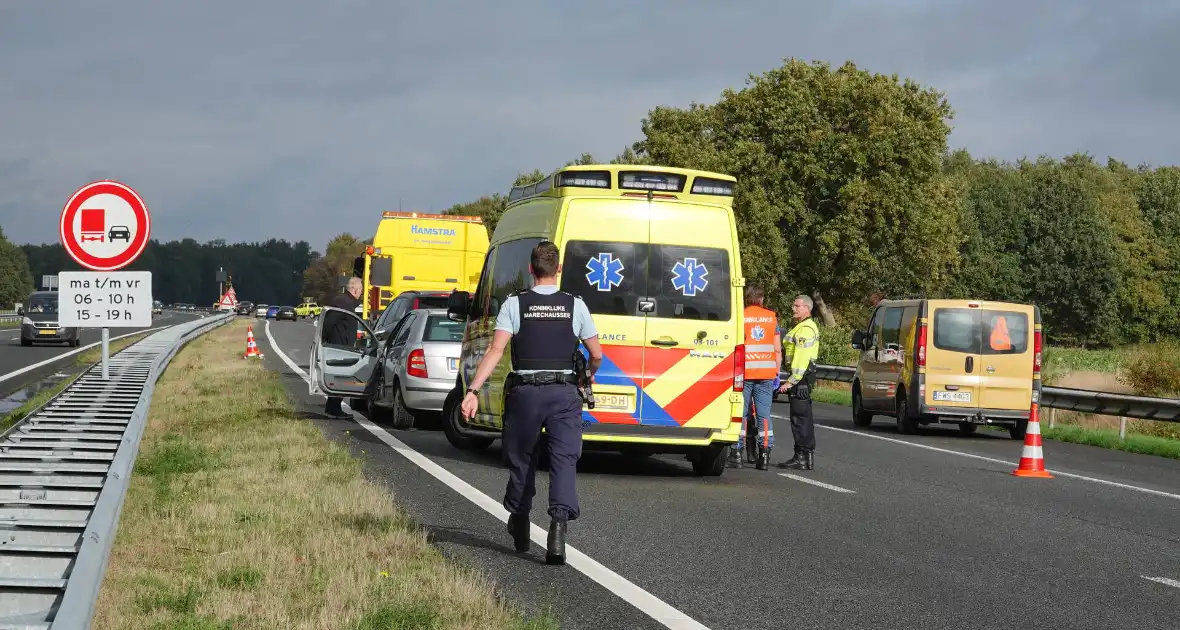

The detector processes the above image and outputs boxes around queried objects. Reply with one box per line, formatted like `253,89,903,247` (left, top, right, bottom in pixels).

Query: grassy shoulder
0,333,149,430
93,320,556,630
808,384,1180,461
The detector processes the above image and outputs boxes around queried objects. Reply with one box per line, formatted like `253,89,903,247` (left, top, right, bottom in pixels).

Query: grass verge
93,320,558,630
808,383,1180,461
0,333,150,430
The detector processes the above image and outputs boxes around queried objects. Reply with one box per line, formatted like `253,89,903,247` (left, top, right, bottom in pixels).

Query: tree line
2,237,318,308
444,58,1180,348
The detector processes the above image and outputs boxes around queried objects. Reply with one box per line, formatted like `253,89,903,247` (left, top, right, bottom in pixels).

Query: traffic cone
1011,402,1052,478
243,325,264,359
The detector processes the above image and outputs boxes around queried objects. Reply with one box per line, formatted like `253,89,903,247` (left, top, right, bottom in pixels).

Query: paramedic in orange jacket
730,285,782,470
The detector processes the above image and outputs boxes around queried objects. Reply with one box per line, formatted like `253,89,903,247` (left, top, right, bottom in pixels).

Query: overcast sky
2,0,1177,250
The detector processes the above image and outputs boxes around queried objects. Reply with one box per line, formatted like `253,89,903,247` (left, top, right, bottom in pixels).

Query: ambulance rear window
649,244,731,321
560,240,647,316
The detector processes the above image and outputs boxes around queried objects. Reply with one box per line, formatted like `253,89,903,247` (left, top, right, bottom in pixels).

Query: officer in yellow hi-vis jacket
777,294,820,470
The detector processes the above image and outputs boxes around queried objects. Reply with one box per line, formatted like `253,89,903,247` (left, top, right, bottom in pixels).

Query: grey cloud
1,0,1176,249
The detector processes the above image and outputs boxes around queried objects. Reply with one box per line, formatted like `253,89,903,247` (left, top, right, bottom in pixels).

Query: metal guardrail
0,311,234,629
801,364,1180,423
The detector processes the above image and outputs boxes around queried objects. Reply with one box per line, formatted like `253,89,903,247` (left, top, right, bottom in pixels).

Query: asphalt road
260,319,1180,630
0,310,202,397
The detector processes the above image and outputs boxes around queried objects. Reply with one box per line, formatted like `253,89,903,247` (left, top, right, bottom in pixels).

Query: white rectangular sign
58,271,153,328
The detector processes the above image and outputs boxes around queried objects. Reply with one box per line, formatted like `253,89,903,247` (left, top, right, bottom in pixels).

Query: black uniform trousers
501,380,584,522
789,381,817,452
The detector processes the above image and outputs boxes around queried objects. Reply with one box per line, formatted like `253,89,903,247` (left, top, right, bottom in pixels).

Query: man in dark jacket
322,277,363,417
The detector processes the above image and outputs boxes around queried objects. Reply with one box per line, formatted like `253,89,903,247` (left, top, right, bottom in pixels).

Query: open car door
309,306,380,398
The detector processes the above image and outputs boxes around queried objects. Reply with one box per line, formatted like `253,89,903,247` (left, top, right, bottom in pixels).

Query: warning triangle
218,286,239,308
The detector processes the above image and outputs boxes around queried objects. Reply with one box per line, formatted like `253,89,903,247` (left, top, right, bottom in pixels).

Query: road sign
59,180,151,272
58,271,153,328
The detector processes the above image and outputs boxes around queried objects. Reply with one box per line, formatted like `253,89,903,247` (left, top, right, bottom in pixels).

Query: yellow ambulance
441,164,748,476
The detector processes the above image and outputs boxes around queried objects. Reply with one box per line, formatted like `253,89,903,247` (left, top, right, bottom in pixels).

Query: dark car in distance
275,305,297,321
19,290,81,347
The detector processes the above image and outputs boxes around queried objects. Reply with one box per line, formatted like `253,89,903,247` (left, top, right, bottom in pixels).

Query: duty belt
509,371,575,386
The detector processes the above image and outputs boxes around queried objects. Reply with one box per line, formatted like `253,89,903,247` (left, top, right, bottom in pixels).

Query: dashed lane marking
778,473,855,493
771,413,1180,502
264,321,712,630
1141,576,1180,589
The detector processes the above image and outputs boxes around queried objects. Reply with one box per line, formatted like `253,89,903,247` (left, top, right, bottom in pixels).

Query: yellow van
352,212,490,321
849,299,1041,439
441,165,747,476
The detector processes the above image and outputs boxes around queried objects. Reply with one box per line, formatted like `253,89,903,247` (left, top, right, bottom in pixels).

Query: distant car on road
363,308,464,429
294,301,322,319
152,301,163,315
108,225,131,242
275,305,297,321
254,304,269,318
19,290,81,347
266,305,280,319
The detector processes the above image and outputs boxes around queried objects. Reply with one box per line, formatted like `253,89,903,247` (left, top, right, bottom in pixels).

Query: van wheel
958,422,977,435
390,385,415,430
442,390,493,451
1009,419,1028,440
895,392,919,435
852,385,873,427
691,445,728,477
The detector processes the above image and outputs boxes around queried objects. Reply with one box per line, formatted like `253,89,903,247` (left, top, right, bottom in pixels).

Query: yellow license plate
38,330,56,335
592,393,632,411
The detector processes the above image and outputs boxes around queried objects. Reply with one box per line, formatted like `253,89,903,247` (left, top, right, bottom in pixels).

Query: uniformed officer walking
777,294,820,470
460,241,602,565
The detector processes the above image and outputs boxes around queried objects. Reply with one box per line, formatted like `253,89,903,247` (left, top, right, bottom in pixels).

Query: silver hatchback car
366,308,464,429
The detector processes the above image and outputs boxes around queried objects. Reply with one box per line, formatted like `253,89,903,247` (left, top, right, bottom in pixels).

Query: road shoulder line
264,320,712,630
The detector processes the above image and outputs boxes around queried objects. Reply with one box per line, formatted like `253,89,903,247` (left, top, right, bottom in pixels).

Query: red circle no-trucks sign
59,180,151,271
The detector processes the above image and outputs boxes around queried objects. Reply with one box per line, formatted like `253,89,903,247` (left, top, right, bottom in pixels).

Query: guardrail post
1048,407,1056,429
1119,417,1127,440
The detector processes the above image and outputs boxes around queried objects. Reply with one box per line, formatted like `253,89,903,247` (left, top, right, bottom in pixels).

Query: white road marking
0,324,174,385
778,473,855,493
772,414,1180,502
1141,576,1180,589
263,321,711,630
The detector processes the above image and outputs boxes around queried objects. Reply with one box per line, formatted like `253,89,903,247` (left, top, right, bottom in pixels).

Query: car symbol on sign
108,226,131,242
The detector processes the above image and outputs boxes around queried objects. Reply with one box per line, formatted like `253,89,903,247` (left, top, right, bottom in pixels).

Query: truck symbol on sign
80,208,105,242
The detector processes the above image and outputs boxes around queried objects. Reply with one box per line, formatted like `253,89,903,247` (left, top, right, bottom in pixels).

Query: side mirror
447,290,470,322
850,330,865,350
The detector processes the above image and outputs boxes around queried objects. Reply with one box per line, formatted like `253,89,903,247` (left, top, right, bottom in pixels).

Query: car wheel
390,384,415,430
852,383,873,428
691,444,728,477
441,389,493,451
895,391,919,435
368,370,393,424
21,338,32,347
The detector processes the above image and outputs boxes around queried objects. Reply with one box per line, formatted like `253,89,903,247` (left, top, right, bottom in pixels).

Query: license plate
933,390,971,402
38,330,55,336
592,393,632,410
447,358,458,371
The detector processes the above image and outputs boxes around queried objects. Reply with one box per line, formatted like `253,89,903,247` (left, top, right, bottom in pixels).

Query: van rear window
932,308,1029,355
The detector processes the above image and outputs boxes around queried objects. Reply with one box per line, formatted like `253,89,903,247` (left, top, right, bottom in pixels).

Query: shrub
1119,342,1180,398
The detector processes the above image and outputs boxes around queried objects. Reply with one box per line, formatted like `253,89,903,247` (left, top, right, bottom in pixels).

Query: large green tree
632,58,964,320
0,226,35,307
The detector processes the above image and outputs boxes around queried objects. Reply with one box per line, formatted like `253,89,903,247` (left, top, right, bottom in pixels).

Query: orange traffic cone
243,325,264,359
1012,402,1052,478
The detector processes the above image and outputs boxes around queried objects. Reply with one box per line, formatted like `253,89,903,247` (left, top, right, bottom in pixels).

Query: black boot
546,519,567,565
727,448,743,469
784,450,814,470
776,448,803,469
507,513,530,553
756,447,770,471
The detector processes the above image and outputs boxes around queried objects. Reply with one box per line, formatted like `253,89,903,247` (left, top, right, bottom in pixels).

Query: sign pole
101,327,110,380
